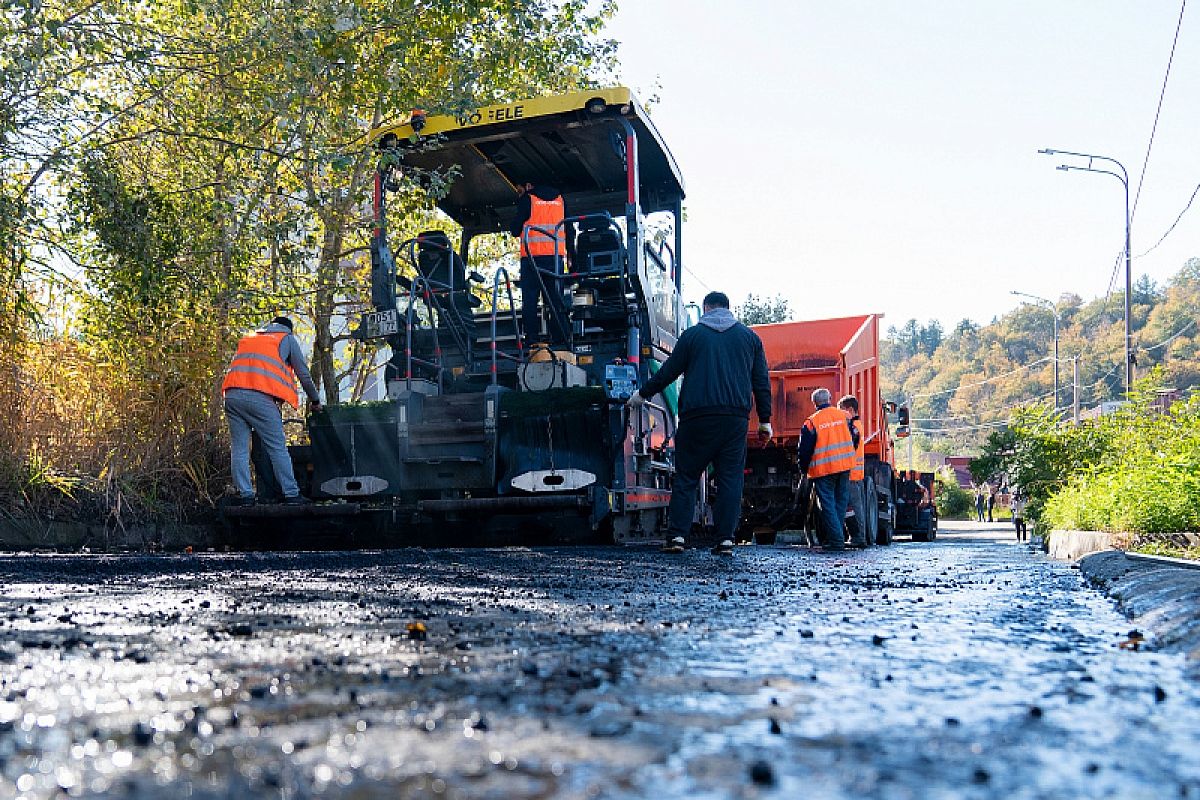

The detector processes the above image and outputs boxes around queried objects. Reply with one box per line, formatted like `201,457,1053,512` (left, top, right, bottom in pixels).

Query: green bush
1018,371,1200,535
1043,463,1200,534
934,468,974,519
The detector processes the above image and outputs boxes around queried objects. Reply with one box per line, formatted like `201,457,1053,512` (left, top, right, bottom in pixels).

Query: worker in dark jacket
509,182,569,347
221,317,322,505
798,388,859,551
627,291,772,554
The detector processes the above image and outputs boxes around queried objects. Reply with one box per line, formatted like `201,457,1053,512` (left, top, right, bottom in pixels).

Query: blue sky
607,1,1199,330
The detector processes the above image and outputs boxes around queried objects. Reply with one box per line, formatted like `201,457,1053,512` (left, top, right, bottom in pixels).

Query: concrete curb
1047,529,1121,560
1078,550,1200,672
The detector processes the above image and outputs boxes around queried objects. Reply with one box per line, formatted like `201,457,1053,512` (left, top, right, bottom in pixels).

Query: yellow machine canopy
370,87,686,236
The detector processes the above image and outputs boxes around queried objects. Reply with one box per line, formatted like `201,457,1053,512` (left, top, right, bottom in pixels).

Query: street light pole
1038,148,1133,397
1011,290,1059,410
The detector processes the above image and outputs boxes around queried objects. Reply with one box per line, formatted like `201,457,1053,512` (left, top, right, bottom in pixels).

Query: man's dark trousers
519,255,567,345
666,414,748,540
812,470,850,550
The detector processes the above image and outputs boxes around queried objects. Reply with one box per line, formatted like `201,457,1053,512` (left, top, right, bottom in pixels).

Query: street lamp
1038,148,1133,397
1011,290,1059,409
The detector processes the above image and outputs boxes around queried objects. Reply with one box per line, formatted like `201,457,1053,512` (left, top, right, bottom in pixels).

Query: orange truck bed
748,314,893,466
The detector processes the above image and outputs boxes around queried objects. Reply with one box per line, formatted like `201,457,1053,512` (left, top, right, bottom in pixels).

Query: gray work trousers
847,478,869,546
224,388,299,499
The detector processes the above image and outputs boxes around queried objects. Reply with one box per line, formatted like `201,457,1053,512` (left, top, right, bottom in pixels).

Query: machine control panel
604,363,638,401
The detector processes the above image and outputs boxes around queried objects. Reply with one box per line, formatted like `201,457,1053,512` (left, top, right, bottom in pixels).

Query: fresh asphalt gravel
1,520,1198,799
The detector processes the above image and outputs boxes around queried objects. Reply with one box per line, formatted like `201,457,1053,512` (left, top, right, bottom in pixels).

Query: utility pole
907,395,914,471
1072,356,1080,425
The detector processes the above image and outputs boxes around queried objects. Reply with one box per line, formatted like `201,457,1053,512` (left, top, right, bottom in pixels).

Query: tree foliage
0,0,617,523
736,293,792,325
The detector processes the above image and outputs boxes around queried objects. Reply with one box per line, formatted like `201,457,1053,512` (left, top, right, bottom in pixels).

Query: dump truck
222,87,689,546
739,314,904,545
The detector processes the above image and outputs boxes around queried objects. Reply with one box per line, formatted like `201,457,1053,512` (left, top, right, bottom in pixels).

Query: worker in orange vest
509,181,569,347
837,395,871,548
221,317,322,505
798,387,859,551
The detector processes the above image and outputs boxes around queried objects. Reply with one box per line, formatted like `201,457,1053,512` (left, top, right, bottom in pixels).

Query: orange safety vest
520,194,566,258
843,411,865,481
804,405,857,478
221,331,300,408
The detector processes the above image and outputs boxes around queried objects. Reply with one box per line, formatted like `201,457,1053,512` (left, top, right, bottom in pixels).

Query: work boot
226,495,256,507
283,495,312,506
660,536,685,554
710,539,734,555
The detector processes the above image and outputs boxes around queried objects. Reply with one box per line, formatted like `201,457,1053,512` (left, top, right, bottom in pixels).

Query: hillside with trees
881,258,1200,456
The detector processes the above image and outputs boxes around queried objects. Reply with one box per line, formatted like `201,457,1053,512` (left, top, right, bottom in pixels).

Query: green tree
736,293,792,325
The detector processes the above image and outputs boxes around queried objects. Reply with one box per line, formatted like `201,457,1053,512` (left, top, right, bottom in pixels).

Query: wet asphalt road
2,521,1199,799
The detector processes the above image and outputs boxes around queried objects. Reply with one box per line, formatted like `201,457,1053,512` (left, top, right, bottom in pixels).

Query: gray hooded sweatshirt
638,308,771,422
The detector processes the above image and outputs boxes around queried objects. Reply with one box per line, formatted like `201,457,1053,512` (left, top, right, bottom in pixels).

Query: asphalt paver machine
234,88,689,545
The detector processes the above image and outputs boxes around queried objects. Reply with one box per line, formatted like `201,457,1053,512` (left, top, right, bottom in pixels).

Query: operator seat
573,217,622,275
571,217,625,325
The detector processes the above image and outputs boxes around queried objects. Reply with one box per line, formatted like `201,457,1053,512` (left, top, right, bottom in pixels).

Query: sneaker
711,539,734,555
660,536,685,554
226,495,256,507
283,495,312,506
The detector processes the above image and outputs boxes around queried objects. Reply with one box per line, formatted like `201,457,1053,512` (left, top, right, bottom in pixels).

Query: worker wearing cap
509,181,569,347
798,388,859,551
221,317,322,505
837,395,871,548
627,291,772,554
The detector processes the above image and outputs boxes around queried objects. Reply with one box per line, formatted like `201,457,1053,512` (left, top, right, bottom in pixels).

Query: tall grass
0,320,230,527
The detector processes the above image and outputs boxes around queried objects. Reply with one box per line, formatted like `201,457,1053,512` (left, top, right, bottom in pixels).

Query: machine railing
489,267,524,385
399,235,474,364
518,213,628,346
402,273,445,393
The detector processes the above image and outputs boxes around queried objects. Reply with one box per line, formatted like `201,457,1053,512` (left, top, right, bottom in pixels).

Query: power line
908,357,1051,399
913,387,1059,423
683,264,711,292
1130,0,1189,222
1143,317,1197,352
913,420,1011,434
1136,181,1200,257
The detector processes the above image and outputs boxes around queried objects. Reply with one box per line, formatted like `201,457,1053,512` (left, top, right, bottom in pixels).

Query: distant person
1012,492,1028,542
987,487,997,523
509,180,568,347
798,387,859,552
837,395,870,548
975,486,987,523
221,317,321,505
627,291,772,555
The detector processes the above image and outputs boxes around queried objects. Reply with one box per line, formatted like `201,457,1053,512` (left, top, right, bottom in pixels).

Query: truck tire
863,476,879,546
877,517,893,546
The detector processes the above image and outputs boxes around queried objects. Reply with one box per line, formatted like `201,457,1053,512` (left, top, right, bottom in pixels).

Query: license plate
362,309,399,338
